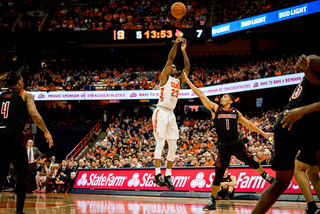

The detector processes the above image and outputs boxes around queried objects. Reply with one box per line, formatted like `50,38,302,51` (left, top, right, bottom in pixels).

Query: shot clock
113,28,210,40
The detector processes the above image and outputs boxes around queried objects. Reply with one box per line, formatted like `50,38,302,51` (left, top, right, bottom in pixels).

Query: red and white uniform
152,76,180,140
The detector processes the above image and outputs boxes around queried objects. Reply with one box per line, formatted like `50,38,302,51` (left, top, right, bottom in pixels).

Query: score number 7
196,29,203,38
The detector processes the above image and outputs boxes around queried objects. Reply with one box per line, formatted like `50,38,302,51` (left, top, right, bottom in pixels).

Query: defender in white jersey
152,37,190,190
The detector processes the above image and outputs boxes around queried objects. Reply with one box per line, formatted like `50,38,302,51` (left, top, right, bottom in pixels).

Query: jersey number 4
171,89,179,98
1,101,10,119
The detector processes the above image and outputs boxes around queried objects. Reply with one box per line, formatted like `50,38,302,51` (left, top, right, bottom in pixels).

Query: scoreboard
113,28,210,41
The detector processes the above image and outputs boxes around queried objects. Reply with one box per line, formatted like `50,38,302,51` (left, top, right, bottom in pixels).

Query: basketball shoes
153,174,167,187
164,175,175,190
203,198,217,211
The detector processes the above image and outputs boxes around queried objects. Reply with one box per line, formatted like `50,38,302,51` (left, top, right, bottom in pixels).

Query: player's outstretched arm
184,73,218,113
179,39,190,86
160,37,183,86
281,101,320,130
23,91,53,148
237,111,273,139
296,54,320,85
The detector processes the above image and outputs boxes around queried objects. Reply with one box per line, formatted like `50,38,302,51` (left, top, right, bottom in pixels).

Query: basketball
171,2,186,19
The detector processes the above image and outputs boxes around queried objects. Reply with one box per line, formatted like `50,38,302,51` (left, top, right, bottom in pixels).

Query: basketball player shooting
152,37,189,190
184,73,274,211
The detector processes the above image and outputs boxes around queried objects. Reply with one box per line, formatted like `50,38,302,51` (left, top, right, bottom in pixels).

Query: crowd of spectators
0,0,22,32
46,0,208,31
0,0,50,32
214,0,315,26
20,53,302,92
2,0,315,32
76,107,278,173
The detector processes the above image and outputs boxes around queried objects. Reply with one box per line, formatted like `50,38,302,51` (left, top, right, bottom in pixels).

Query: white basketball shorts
152,106,179,140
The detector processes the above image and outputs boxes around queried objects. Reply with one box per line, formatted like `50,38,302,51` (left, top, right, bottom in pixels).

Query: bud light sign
72,167,307,194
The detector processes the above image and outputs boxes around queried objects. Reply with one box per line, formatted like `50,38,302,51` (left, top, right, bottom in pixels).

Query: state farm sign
73,167,309,194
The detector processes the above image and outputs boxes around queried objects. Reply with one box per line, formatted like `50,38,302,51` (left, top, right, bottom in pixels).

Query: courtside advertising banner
73,167,310,194
29,73,304,101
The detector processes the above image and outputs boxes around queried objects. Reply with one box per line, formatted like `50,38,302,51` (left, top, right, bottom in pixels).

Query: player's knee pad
154,137,165,159
167,139,177,161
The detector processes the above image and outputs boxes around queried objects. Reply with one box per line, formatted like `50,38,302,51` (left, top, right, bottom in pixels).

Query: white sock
165,169,172,176
155,168,161,175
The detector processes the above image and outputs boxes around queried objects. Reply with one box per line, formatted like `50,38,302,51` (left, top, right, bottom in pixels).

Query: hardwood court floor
0,192,308,214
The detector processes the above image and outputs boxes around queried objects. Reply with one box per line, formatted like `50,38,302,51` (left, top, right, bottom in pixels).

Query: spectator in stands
256,151,265,162
184,153,194,167
204,152,215,166
230,155,243,165
105,159,115,168
160,155,166,167
113,159,121,168
197,156,207,166
183,117,191,127
96,138,104,147
145,156,154,167
140,157,147,167
260,150,273,165
189,157,199,167
173,155,184,167
91,161,97,169
89,82,96,90
123,158,131,168
83,82,90,90
131,158,142,168
78,160,88,169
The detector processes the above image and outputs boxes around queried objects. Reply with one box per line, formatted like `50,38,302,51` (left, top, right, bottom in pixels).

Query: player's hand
263,132,274,139
181,39,187,51
281,107,305,131
44,131,53,148
296,54,310,70
175,37,184,43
